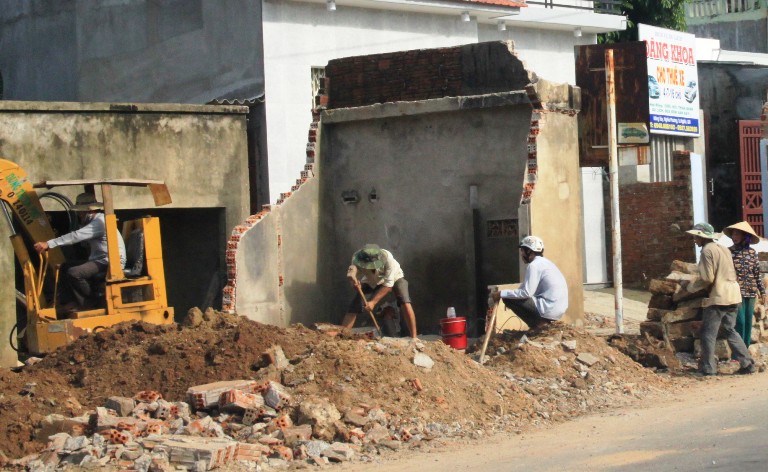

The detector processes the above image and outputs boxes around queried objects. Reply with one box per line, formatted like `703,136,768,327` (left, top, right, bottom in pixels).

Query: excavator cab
0,159,174,355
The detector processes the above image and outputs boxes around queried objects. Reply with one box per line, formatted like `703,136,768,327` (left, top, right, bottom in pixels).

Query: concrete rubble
7,343,475,471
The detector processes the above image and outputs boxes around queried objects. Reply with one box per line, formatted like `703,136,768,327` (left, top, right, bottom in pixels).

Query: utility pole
605,49,624,334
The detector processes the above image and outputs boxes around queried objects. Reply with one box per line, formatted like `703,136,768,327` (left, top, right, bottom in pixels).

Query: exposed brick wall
617,150,695,286
325,41,531,109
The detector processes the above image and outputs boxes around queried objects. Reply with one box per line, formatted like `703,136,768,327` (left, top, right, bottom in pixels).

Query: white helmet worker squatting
519,235,544,253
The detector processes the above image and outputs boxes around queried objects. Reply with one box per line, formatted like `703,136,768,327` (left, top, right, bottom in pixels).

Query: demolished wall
228,41,584,333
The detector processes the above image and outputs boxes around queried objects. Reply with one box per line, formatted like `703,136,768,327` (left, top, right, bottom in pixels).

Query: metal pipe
1,200,17,235
605,49,624,334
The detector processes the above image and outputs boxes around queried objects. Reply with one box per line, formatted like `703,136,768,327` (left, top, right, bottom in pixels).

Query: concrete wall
263,1,594,203
227,175,330,328
322,99,532,334
0,101,250,367
527,105,585,325
0,0,264,103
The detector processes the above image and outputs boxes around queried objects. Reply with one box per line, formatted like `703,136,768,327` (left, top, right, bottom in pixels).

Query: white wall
263,0,591,203
479,25,595,85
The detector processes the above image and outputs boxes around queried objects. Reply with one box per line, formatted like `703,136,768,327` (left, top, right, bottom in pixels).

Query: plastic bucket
440,316,467,350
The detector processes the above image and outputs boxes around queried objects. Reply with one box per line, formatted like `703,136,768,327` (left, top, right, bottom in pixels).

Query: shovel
356,284,383,338
478,301,499,365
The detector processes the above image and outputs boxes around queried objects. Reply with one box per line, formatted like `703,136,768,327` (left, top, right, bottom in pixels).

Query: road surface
340,373,768,471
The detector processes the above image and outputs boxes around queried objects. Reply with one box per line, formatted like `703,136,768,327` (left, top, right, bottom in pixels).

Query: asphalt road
339,373,768,472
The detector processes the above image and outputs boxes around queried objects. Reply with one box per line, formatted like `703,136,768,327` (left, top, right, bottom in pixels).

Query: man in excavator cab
33,192,126,314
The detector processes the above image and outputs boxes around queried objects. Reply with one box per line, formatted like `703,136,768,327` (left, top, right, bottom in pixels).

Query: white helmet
519,235,544,252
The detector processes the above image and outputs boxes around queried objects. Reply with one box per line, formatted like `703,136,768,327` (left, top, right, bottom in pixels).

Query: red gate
740,120,764,237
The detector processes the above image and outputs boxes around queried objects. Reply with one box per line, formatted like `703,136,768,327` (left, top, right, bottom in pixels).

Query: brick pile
5,345,455,471
640,259,767,360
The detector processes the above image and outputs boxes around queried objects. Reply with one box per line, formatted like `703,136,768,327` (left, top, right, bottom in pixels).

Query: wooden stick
479,302,499,365
356,284,382,337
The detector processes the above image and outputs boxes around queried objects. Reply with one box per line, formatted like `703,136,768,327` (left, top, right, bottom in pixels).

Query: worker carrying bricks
490,235,568,329
686,222,756,376
343,244,418,339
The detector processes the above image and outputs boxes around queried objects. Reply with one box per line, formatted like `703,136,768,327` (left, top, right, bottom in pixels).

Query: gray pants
501,297,552,329
61,260,107,308
700,304,754,375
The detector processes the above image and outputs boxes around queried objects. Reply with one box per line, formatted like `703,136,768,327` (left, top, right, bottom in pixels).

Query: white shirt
48,213,127,268
353,249,404,288
501,256,568,320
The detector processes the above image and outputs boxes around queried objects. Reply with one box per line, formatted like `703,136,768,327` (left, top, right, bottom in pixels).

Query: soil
0,309,686,462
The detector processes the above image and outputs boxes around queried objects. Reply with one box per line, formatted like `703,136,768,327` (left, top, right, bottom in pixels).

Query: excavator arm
0,159,62,253
0,159,64,316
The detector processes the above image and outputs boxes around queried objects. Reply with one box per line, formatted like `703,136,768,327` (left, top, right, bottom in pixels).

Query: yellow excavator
0,159,174,355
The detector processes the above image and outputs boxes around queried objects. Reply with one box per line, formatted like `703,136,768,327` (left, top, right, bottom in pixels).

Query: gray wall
0,101,250,367
322,105,531,333
0,0,264,103
231,93,540,335
688,19,767,54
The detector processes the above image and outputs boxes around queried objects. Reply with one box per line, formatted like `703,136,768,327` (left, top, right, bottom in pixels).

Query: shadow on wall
118,207,226,319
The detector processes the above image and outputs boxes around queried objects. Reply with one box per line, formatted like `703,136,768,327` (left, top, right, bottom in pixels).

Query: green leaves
598,0,689,44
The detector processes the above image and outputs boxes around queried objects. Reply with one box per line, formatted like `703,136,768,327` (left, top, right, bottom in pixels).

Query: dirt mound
468,324,676,423
0,311,679,462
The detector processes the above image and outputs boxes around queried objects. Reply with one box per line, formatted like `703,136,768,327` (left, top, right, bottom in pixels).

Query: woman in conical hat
724,221,766,348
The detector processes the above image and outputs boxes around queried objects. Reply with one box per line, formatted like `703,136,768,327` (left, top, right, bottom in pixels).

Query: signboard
618,123,649,144
639,24,700,137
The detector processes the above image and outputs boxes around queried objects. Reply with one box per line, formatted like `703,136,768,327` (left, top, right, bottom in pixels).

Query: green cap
352,244,384,270
686,222,720,240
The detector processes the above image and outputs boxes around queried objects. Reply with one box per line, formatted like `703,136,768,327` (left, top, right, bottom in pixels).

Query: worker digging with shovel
342,244,418,339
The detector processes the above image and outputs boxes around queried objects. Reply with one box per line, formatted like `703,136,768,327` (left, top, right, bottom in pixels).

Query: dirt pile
0,310,683,468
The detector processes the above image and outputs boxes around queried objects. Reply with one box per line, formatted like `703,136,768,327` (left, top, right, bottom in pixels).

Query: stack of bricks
640,259,733,359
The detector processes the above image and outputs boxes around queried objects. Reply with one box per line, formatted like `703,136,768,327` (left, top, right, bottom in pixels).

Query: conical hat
723,221,762,244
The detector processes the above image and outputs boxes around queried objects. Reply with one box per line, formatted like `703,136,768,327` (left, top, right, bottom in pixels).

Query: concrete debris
576,353,600,367
413,352,434,369
297,397,341,442
5,308,696,472
105,396,136,417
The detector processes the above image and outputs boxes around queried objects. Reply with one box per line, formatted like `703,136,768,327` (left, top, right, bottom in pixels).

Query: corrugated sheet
649,134,689,183
207,96,265,106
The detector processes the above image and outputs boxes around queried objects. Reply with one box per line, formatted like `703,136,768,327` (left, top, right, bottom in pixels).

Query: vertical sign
639,24,700,137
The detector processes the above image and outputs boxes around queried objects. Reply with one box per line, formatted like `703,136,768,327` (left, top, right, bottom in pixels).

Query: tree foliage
599,0,688,43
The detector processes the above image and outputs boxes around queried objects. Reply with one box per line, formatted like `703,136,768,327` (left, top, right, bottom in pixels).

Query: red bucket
440,317,467,350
